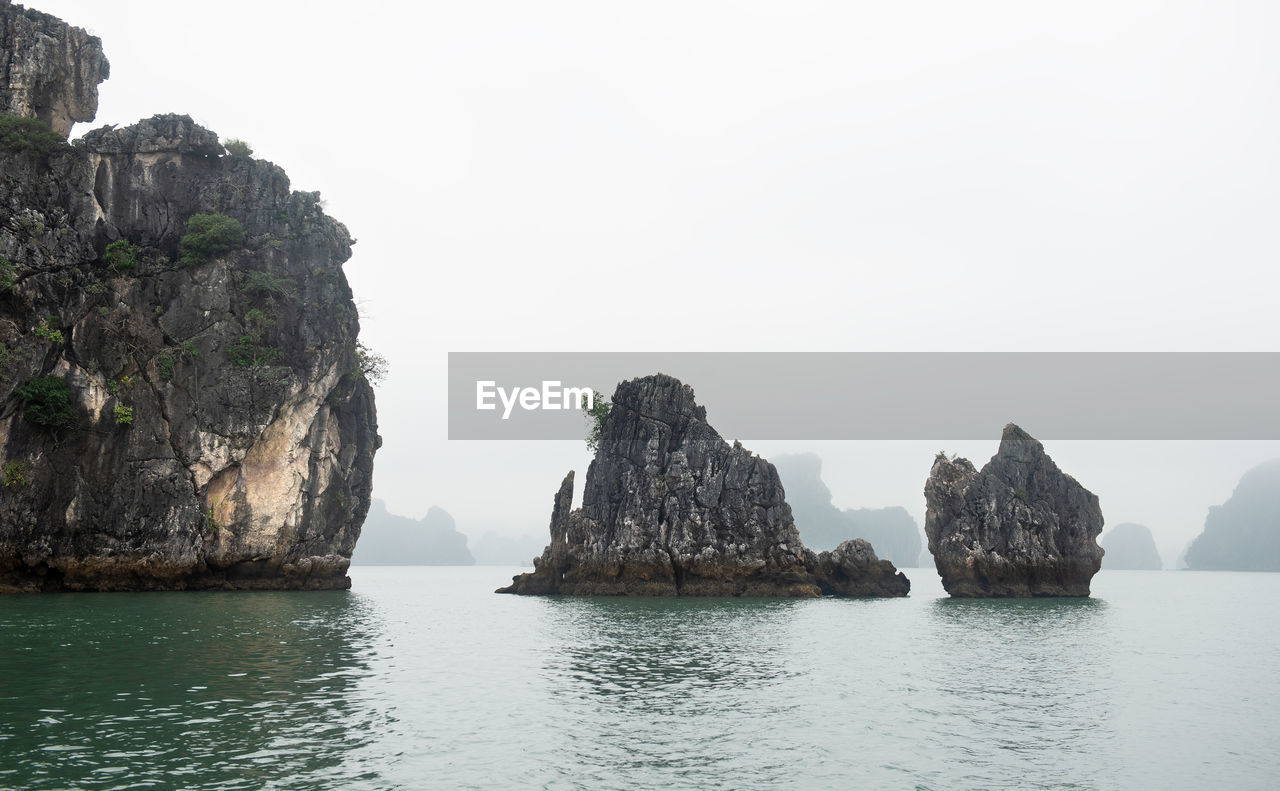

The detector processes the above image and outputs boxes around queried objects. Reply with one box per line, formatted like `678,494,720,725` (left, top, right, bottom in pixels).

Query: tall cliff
498,374,909,597
0,3,379,591
924,424,1104,597
0,1,108,136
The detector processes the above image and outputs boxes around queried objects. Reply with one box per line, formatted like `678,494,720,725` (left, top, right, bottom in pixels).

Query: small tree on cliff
179,213,246,265
581,390,610,454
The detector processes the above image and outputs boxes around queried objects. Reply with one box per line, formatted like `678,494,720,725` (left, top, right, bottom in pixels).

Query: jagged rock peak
924,423,1104,597
0,0,109,136
81,114,224,156
498,373,909,597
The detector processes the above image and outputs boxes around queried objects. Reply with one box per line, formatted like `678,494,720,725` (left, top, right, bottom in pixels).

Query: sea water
1,567,1277,790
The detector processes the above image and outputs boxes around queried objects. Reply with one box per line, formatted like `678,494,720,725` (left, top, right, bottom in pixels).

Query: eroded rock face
498,374,908,597
924,424,1104,597
0,1,109,136
0,8,378,592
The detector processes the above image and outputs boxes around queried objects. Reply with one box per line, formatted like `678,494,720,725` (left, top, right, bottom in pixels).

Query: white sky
34,0,1280,566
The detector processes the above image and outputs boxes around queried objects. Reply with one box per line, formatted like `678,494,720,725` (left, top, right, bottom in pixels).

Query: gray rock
0,5,378,592
81,113,223,156
498,374,909,597
924,424,1104,597
1100,523,1163,570
1186,459,1280,571
0,0,109,136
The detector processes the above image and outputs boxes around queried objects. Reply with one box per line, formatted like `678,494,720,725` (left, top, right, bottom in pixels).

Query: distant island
351,501,474,566
772,453,922,568
1100,523,1162,570
1185,459,1280,571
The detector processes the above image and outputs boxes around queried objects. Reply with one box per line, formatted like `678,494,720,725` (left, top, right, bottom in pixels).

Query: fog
35,0,1280,569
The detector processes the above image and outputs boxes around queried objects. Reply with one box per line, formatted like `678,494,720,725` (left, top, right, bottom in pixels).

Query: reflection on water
0,591,389,790
4,568,1278,791
536,597,810,790
913,597,1115,791
544,597,801,706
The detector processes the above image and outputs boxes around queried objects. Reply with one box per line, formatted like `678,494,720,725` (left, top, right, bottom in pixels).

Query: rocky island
924,424,1104,597
0,1,379,591
498,374,909,597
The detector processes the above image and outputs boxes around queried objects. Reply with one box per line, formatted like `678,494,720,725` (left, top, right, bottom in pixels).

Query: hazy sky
34,0,1280,566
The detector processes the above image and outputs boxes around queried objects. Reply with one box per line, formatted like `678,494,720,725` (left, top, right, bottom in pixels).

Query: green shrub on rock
16,375,72,428
223,138,253,157
179,213,246,265
0,115,65,156
101,239,141,273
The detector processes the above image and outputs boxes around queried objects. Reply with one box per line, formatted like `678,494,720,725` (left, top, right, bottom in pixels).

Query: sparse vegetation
179,213,246,265
347,341,388,385
240,270,297,300
582,390,611,453
156,349,175,381
113,404,133,425
33,318,63,343
2,461,30,489
223,138,253,157
227,334,279,369
0,257,15,291
0,115,65,156
16,375,73,428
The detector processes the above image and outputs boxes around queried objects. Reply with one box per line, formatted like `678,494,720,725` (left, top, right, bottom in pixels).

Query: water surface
1,568,1277,789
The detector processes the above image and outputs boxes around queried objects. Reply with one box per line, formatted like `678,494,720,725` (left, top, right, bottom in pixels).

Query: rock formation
772,452,922,567
0,1,109,136
923,424,1104,597
1185,459,1280,571
498,374,909,597
0,4,378,591
351,501,475,566
1100,522,1163,570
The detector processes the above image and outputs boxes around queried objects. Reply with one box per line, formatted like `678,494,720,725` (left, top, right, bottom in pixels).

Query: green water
1,568,1277,790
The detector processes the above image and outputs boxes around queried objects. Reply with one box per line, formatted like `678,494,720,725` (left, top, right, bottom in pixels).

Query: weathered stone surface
0,0,108,136
1186,459,1280,571
498,374,909,597
924,424,1104,597
80,113,223,156
0,6,378,592
1100,522,1163,570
